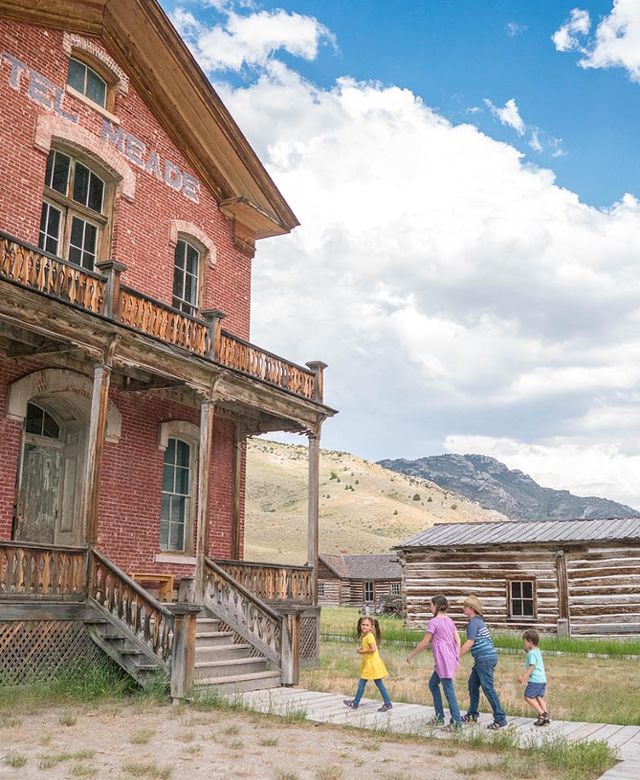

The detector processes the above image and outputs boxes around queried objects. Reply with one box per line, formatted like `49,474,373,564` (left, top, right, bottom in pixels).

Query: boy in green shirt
518,629,550,726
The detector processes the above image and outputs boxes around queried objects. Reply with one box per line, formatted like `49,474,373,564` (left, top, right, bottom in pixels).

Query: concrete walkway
236,687,640,780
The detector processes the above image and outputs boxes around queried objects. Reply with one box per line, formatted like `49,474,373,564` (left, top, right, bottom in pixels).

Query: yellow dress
359,631,388,680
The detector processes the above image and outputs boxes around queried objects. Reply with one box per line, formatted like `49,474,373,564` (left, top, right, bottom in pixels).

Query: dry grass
302,639,640,726
129,727,156,744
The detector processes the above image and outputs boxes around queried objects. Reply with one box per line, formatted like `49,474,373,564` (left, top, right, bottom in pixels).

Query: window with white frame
67,56,108,109
38,149,107,270
317,582,325,597
508,579,536,619
172,238,201,315
363,580,374,602
390,582,401,596
160,438,192,552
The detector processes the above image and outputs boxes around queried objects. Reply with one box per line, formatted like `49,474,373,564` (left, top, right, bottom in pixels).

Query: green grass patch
122,761,172,778
4,752,27,768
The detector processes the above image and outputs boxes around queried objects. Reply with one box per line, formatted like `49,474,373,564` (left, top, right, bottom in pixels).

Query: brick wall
0,19,252,338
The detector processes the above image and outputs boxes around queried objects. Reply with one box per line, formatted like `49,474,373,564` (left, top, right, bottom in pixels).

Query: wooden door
15,440,62,544
56,428,85,545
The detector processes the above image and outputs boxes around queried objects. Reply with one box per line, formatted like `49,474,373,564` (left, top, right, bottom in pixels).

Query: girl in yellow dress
343,617,393,712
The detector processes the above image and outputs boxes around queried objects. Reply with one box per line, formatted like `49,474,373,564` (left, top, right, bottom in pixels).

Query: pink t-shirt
427,615,460,679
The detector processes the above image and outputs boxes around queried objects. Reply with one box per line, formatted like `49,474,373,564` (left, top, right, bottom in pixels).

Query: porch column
231,422,247,560
307,426,322,604
83,338,118,546
195,394,216,598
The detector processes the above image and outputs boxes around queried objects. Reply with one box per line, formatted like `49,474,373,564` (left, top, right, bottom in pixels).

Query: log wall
403,541,640,637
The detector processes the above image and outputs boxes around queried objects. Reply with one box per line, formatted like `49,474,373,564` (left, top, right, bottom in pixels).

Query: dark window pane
165,438,176,464
47,204,61,235
169,517,184,551
162,464,175,493
88,173,104,213
522,581,533,598
160,495,170,549
70,216,84,248
186,244,199,275
173,269,183,299
45,236,58,254
176,440,190,467
83,222,97,253
512,601,522,616
73,163,90,205
86,68,106,107
25,403,44,435
46,151,70,194
67,58,86,93
42,411,60,438
175,466,189,495
523,600,534,616
511,582,521,598
45,151,54,187
68,244,82,266
174,241,186,269
184,273,197,305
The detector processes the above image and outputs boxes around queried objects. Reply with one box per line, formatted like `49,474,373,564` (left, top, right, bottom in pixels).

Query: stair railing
87,549,174,663
0,541,86,600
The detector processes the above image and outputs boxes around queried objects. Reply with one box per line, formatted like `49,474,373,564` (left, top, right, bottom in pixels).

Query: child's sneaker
487,721,507,731
461,713,478,723
378,703,393,713
426,716,445,727
343,700,358,710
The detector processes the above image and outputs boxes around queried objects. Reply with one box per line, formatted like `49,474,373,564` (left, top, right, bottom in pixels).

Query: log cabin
0,0,336,696
397,518,640,638
318,553,401,607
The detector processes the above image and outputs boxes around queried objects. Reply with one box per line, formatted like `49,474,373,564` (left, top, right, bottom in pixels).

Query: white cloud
172,5,334,71
552,7,591,53
506,21,528,38
553,1,640,83
444,435,640,509
484,97,526,136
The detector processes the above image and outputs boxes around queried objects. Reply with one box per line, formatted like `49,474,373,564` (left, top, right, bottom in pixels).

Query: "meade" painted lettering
0,51,201,205
101,119,200,204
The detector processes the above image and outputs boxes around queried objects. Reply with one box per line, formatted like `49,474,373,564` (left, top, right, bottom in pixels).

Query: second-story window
38,149,107,271
67,57,108,109
172,239,200,316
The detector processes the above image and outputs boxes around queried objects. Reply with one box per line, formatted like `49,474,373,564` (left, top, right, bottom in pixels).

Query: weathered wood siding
317,559,342,606
341,580,398,607
565,544,640,636
403,541,640,637
403,546,561,633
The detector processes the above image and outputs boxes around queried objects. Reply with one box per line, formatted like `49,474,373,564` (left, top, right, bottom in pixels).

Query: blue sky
160,0,640,507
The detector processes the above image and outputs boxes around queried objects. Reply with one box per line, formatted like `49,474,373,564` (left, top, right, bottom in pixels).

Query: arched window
160,437,193,552
38,149,108,270
24,403,60,439
172,238,201,316
67,56,108,109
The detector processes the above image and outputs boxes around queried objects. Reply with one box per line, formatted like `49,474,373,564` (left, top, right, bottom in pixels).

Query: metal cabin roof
396,517,640,549
319,553,401,580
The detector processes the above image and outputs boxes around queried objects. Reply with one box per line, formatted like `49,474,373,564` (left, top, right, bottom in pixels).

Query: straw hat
463,595,484,616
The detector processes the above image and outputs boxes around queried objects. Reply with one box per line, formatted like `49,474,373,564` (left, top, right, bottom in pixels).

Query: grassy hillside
244,439,506,563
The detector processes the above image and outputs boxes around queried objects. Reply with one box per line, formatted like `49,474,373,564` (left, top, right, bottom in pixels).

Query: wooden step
195,644,253,662
196,670,282,694
194,656,267,680
195,631,235,646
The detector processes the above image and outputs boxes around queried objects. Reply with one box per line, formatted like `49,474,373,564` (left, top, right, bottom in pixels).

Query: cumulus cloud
484,97,526,135
506,21,528,38
171,4,334,71
169,7,640,505
553,1,640,83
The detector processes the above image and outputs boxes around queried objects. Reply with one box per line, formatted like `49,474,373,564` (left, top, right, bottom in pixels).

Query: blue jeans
354,677,391,706
429,671,461,724
467,657,507,725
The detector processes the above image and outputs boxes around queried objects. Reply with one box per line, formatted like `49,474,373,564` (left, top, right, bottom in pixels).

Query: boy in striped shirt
459,595,508,730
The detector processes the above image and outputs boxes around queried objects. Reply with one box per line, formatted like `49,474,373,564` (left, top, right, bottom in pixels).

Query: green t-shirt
525,648,546,684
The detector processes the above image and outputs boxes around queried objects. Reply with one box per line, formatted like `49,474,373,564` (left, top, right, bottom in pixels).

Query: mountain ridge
377,453,640,521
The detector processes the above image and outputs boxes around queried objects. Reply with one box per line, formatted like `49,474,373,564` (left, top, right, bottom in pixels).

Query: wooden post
279,605,302,686
83,338,118,546
231,423,246,560
307,428,321,604
202,309,226,361
306,361,327,403
556,550,571,637
96,260,127,319
168,602,201,702
194,395,216,598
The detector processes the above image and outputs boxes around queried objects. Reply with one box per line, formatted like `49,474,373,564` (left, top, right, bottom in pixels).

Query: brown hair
431,594,449,613
357,616,382,644
522,629,540,646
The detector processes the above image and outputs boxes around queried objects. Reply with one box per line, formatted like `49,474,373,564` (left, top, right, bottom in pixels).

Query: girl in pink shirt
407,594,462,730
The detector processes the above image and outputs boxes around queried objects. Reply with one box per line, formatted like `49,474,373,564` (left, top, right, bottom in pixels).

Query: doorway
14,402,86,546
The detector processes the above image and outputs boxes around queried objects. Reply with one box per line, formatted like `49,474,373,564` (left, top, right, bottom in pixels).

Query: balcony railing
215,559,313,604
0,231,323,402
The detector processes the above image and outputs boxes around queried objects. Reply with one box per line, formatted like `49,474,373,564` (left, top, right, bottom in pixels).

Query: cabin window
390,582,401,596
160,437,193,552
364,581,374,602
172,239,201,316
508,579,536,619
67,57,108,109
39,149,108,271
317,582,325,597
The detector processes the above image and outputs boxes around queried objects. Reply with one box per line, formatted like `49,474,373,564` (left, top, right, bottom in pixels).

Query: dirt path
0,701,548,779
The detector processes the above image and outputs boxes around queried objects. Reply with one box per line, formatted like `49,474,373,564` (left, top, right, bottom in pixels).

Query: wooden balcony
0,231,321,403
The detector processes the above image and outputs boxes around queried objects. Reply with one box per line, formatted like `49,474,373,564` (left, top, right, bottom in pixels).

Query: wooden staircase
193,613,281,693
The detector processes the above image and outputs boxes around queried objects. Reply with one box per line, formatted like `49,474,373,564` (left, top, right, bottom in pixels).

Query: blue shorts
524,682,547,699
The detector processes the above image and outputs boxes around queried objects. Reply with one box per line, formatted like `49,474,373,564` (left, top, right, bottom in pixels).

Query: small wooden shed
318,553,402,607
396,517,640,637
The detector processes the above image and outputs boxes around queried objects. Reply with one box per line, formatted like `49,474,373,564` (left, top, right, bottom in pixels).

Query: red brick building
0,0,333,693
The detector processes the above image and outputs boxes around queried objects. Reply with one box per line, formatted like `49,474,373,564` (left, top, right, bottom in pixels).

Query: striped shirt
467,616,497,661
